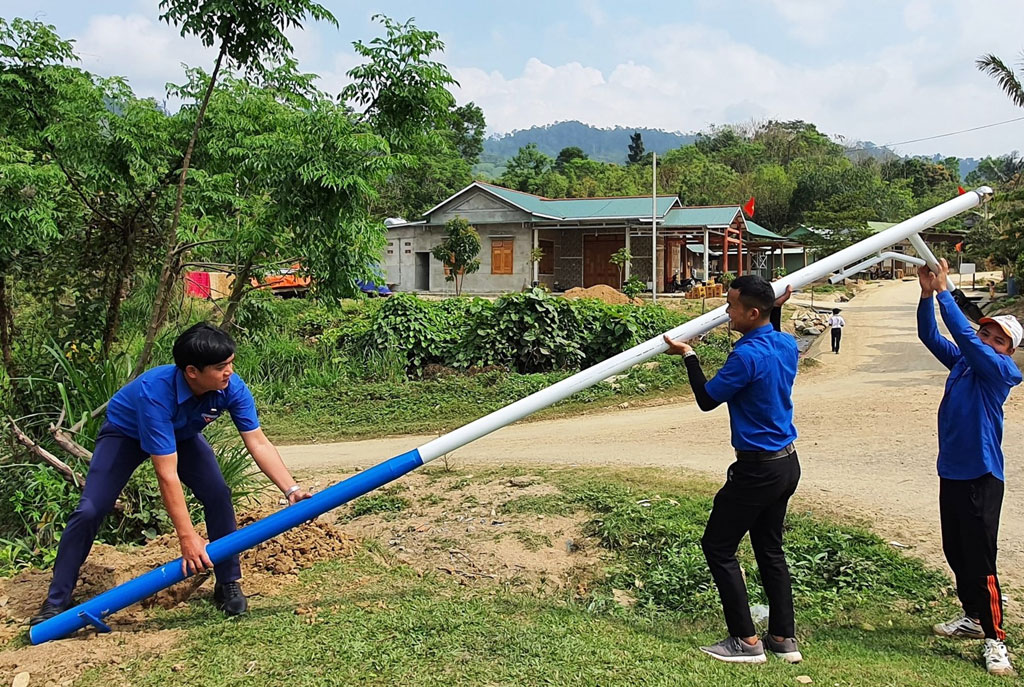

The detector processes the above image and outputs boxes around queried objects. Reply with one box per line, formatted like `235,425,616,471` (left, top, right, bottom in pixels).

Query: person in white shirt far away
827,308,845,355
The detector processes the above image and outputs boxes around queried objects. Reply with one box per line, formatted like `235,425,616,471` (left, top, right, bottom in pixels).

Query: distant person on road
30,323,313,628
827,308,845,355
662,275,802,666
917,259,1022,676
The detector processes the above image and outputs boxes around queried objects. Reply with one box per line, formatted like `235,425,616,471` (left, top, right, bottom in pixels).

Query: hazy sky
7,0,1024,158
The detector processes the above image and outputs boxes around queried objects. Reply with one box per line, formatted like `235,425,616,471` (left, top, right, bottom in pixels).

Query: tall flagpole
652,152,657,302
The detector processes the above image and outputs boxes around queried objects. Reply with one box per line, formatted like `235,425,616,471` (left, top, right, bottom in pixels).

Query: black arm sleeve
684,355,721,411
770,305,782,332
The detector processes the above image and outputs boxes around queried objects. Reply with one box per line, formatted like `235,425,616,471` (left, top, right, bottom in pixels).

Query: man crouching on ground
30,323,312,626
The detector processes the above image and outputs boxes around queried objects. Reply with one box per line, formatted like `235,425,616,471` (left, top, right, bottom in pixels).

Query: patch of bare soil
0,505,359,685
335,472,602,593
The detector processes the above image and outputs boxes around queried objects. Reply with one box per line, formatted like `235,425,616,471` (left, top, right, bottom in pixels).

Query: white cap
979,314,1023,349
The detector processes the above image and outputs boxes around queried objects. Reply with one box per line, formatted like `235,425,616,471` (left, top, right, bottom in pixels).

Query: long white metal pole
703,227,709,282
907,233,957,292
532,226,539,285
416,188,992,461
652,152,658,302
829,252,926,284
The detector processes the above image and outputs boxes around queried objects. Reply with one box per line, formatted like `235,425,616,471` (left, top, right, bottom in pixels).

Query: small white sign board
960,262,976,275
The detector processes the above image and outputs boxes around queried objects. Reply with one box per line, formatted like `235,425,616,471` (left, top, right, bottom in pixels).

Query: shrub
356,293,462,375
454,288,584,373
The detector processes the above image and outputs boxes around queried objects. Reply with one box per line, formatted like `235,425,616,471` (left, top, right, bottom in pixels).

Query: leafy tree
555,146,587,172
609,247,631,288
449,102,485,165
431,217,481,296
695,126,765,174
0,18,179,369
176,64,395,328
343,14,457,155
977,52,1024,108
660,146,740,206
499,144,553,193
135,0,338,376
627,132,645,165
752,120,842,165
965,154,1024,186
732,164,795,231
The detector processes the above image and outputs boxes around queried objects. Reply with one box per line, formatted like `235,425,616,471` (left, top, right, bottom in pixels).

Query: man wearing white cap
917,259,1022,676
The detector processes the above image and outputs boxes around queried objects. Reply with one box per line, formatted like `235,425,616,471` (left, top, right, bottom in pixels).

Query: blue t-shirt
105,365,261,455
917,291,1022,481
705,323,799,452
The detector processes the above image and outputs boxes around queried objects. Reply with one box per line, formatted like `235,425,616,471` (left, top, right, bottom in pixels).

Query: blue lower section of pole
29,448,423,645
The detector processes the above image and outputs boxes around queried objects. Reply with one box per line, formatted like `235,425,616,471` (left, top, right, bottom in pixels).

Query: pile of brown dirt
0,509,358,636
238,510,358,578
562,284,643,306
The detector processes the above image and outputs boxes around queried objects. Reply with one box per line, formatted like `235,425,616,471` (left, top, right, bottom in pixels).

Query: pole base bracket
78,610,111,634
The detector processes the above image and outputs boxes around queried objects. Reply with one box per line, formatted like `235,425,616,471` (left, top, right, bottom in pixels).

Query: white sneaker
984,638,1015,676
933,615,985,639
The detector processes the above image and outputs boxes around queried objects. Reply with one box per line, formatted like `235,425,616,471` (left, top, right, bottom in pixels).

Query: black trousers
831,329,842,353
939,474,1005,640
701,453,801,638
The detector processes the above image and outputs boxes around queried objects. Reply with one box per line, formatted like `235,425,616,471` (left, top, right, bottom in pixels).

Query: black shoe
29,600,69,626
213,581,248,616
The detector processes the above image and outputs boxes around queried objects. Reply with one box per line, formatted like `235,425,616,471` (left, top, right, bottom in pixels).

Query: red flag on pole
958,186,966,195
955,241,963,252
742,196,755,217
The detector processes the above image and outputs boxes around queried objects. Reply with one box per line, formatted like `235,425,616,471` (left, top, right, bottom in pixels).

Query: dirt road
280,279,1024,587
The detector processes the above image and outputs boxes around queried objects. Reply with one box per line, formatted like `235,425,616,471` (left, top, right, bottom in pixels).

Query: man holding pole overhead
917,259,1021,676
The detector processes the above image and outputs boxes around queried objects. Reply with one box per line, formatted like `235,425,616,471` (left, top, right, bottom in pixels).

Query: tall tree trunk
0,274,13,378
132,38,229,378
219,258,254,331
102,222,136,357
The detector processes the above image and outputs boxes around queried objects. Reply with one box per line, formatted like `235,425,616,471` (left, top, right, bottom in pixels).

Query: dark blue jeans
46,422,241,607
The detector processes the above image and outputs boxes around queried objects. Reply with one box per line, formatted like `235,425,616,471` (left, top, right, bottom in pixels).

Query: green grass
79,553,1002,687
73,469,1005,687
254,357,708,444
343,490,409,520
807,284,853,296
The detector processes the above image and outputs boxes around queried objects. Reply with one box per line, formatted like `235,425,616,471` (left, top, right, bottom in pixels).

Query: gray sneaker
699,636,767,664
764,634,803,663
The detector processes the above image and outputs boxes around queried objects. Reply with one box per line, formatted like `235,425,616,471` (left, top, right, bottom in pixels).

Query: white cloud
903,0,934,32
449,20,1024,158
74,12,214,103
578,0,607,27
762,0,847,46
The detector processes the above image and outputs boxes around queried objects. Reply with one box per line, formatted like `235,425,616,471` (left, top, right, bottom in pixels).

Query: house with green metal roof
384,182,804,294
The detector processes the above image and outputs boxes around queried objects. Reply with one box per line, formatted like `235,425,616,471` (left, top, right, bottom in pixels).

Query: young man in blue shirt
917,259,1022,676
664,275,801,664
30,323,312,626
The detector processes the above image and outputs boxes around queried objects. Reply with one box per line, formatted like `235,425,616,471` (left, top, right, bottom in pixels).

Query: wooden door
583,235,626,288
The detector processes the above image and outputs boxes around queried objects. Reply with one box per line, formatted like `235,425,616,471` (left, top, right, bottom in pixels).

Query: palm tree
977,53,1024,108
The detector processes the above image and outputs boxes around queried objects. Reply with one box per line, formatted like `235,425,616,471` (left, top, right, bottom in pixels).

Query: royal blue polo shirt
105,364,261,456
918,291,1022,481
705,323,799,452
